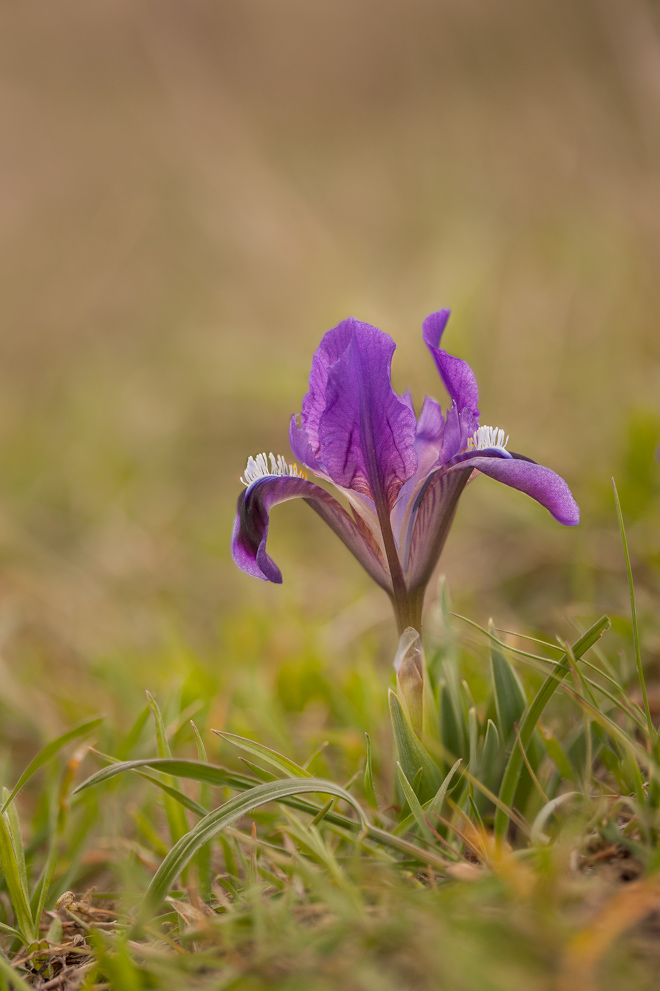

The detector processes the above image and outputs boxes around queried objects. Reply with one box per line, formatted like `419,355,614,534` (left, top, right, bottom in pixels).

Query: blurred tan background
1,0,659,709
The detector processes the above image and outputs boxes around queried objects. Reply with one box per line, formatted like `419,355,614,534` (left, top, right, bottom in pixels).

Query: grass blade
137,777,367,922
212,731,311,778
393,759,462,837
489,625,526,741
396,763,435,842
238,758,278,782
74,757,359,831
147,694,189,848
0,951,31,991
190,721,212,902
363,733,377,808
479,719,501,789
531,792,579,844
74,757,241,794
494,615,610,839
2,795,27,904
612,478,654,744
1,716,104,814
427,759,463,819
72,756,451,869
389,690,443,801
0,813,35,945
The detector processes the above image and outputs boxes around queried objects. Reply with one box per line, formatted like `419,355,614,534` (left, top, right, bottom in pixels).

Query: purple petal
389,396,445,542
317,319,418,511
422,310,480,417
232,474,391,590
400,389,415,414
403,470,471,594
415,396,445,469
297,320,356,464
436,403,479,464
446,453,580,526
289,414,325,476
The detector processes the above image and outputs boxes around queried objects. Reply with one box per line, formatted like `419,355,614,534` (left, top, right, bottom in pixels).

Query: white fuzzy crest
466,425,509,452
241,452,305,487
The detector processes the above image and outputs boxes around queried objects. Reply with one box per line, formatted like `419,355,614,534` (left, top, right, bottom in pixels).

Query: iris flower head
232,310,579,633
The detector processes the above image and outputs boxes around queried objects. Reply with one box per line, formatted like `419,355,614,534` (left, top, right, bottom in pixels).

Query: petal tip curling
557,499,580,527
422,309,451,349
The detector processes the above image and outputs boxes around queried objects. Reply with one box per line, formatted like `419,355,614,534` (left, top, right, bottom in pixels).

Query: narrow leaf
30,840,58,931
474,720,502,815
0,952,32,991
2,795,27,901
190,721,208,764
389,690,443,802
538,725,574,782
0,814,35,944
74,755,450,870
489,626,526,741
396,764,435,842
74,757,357,831
613,479,654,744
238,758,278,782
309,800,334,827
394,758,463,838
190,721,212,903
494,616,610,839
468,707,478,774
438,659,467,759
427,759,463,819
1,717,104,813
531,792,579,844
213,731,311,778
138,777,367,922
116,705,150,762
363,733,377,808
147,694,189,847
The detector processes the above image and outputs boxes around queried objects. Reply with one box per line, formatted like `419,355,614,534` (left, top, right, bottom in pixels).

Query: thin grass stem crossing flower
232,310,579,634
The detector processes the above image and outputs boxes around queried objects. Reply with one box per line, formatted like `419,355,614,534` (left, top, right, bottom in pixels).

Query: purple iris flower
232,310,579,633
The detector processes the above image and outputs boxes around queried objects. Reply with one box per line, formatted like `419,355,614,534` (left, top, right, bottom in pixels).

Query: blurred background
0,0,659,747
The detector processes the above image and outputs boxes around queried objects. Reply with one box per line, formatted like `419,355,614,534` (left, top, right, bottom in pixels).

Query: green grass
0,531,659,990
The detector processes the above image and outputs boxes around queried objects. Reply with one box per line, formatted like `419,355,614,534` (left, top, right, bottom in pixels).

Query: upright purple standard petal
294,319,356,467
415,396,445,472
446,454,580,526
437,403,479,464
232,475,391,591
318,319,418,511
289,414,325,476
390,396,445,544
423,310,480,418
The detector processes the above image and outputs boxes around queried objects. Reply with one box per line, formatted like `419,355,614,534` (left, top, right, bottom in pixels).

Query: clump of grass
0,494,659,990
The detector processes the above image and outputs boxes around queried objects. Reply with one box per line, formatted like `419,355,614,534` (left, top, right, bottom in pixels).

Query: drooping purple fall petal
232,474,391,590
445,453,580,526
